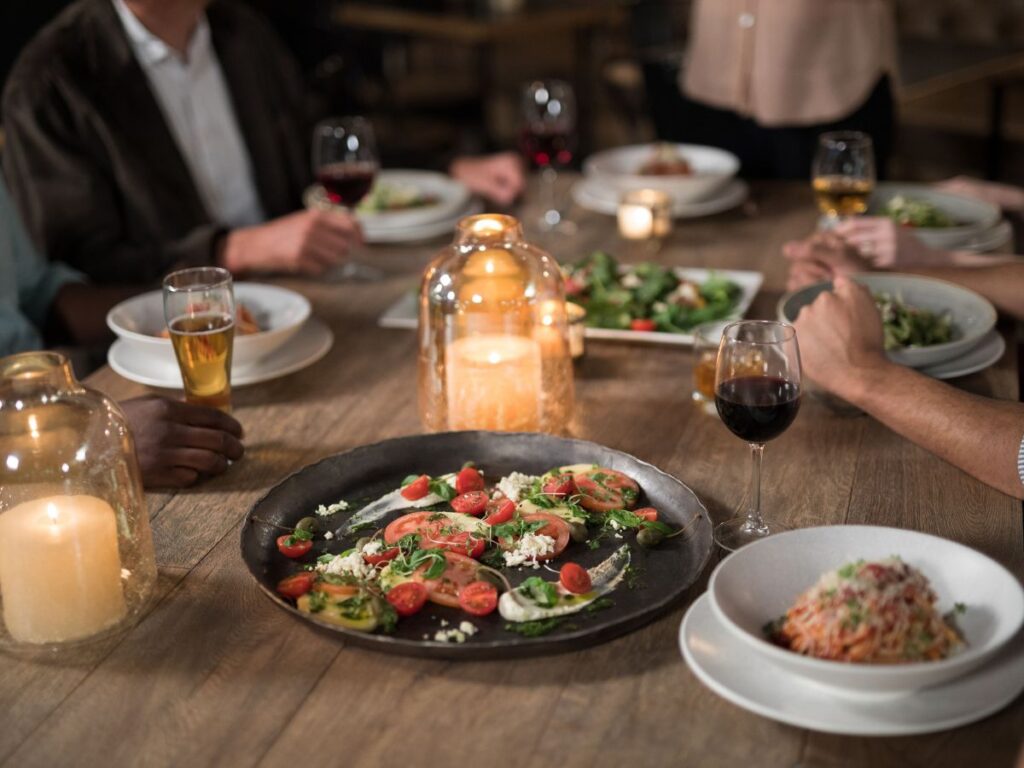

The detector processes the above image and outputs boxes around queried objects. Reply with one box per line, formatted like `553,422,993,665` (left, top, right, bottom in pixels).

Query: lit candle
446,335,543,431
618,202,654,240
618,189,673,240
0,495,126,643
534,299,569,359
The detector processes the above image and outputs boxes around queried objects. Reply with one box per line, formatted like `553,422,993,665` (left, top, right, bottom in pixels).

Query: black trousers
643,63,894,180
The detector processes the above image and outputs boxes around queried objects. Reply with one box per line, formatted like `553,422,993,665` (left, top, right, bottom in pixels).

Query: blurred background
2,0,1024,180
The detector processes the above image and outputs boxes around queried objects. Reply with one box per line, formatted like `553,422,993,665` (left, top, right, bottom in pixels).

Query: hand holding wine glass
714,321,802,551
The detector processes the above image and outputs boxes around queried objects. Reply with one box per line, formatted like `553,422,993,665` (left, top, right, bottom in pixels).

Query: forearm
840,362,1024,499
902,263,1024,321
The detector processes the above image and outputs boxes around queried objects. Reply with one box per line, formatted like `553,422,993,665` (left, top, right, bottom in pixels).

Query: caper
295,516,320,534
354,536,372,551
568,521,589,543
637,527,666,548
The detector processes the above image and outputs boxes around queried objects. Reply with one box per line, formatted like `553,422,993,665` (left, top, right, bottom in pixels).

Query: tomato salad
273,463,675,640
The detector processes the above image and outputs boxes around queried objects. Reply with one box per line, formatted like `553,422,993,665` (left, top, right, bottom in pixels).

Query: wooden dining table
2,177,1022,767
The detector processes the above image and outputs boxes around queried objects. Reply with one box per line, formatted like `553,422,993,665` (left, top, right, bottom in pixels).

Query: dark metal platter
241,431,713,659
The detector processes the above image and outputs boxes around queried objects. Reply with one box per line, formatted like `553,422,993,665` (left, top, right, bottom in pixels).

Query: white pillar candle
618,203,655,240
446,335,543,431
0,495,126,643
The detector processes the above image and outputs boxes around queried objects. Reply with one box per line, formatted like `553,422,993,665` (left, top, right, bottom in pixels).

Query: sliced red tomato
458,581,498,616
386,581,428,617
455,466,485,494
559,562,592,594
630,318,656,332
443,531,486,558
401,474,430,500
542,473,576,498
276,572,315,599
363,546,399,565
276,534,313,558
634,507,658,523
384,511,432,544
418,551,482,608
573,467,640,512
483,498,515,526
315,581,360,598
384,512,484,558
510,513,570,561
451,490,488,516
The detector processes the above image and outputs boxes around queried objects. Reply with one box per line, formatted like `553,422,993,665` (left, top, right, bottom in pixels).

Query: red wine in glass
715,376,802,443
521,125,574,170
316,162,377,207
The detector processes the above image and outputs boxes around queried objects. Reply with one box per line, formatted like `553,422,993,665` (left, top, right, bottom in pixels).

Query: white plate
378,267,764,347
958,219,1014,253
572,178,749,219
870,183,1001,250
681,593,1024,736
708,526,1024,695
108,318,333,389
304,170,471,231
583,143,739,203
923,330,1005,379
361,200,484,244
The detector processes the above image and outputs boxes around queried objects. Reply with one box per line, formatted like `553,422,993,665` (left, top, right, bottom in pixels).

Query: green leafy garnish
429,479,457,501
585,597,615,613
504,618,574,637
519,576,559,608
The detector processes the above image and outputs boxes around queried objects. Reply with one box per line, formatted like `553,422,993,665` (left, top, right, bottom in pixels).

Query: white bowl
778,273,997,368
869,183,1001,250
709,526,1024,695
106,283,311,369
583,143,739,204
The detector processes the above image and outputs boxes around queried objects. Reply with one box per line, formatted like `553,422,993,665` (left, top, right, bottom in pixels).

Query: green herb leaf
520,576,559,608
429,479,457,501
290,527,314,542
401,474,421,487
585,596,614,613
504,618,566,637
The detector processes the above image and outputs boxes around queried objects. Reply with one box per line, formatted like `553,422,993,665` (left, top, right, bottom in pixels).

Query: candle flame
28,414,40,439
46,502,60,524
487,351,503,365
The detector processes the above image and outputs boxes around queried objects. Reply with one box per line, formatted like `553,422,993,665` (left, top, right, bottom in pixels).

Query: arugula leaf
519,576,559,608
429,479,456,501
290,527,314,542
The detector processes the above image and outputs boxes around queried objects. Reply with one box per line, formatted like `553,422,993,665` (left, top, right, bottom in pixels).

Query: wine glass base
714,517,790,553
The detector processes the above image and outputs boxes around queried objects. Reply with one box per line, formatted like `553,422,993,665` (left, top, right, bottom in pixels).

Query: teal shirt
1,179,83,356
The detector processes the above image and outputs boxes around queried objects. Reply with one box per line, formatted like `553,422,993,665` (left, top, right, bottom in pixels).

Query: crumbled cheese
323,531,334,540
440,619,450,627
668,282,701,307
503,533,556,568
652,301,668,314
315,499,350,516
434,628,468,643
459,621,478,636
361,540,383,556
614,533,623,539
609,519,623,531
318,550,376,581
496,472,539,503
621,271,642,289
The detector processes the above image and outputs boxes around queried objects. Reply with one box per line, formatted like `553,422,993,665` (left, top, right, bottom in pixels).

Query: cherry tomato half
451,490,489,516
483,498,515,526
386,581,429,617
630,319,656,332
401,474,430,501
455,466,485,495
559,562,592,594
634,507,658,523
542,473,576,498
458,580,498,616
276,534,313,558
363,546,400,566
276,572,316,599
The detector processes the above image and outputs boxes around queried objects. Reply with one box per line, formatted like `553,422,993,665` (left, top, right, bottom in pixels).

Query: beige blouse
681,0,898,127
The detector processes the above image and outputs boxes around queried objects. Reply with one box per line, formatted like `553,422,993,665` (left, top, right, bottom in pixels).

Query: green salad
882,195,954,228
564,251,742,333
875,293,954,350
357,183,438,213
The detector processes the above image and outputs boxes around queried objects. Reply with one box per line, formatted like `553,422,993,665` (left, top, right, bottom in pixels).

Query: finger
167,423,245,459
166,448,231,476
167,401,243,437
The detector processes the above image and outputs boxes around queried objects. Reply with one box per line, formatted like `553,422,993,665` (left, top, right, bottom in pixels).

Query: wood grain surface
2,179,1021,768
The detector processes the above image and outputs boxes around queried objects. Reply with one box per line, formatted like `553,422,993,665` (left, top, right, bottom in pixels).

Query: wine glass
312,116,381,280
521,80,577,232
714,321,802,551
811,131,875,223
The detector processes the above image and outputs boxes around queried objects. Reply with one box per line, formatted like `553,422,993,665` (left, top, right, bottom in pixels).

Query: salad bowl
241,431,713,659
868,183,1001,250
778,273,997,368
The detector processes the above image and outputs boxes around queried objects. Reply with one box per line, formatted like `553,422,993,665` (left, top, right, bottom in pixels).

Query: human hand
450,152,525,206
119,396,244,488
934,176,1024,213
792,276,890,399
221,210,363,276
783,232,870,290
833,217,946,268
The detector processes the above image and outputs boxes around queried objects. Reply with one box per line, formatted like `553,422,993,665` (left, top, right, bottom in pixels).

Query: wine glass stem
542,166,558,217
745,442,766,534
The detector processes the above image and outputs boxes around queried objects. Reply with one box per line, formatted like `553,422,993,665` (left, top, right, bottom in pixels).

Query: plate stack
778,273,1004,380
572,143,748,219
680,526,1024,735
305,170,480,244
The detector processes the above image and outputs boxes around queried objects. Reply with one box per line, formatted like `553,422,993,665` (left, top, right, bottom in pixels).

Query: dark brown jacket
2,0,312,285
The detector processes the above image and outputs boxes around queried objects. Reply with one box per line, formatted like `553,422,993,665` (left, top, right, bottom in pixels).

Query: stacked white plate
106,283,333,389
778,274,1005,379
680,526,1024,735
573,143,748,219
304,169,479,244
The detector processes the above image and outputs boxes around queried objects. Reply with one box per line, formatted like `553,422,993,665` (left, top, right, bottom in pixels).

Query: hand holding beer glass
163,267,235,412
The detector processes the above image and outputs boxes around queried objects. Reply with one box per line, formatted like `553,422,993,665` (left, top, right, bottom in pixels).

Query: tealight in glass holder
418,214,575,433
0,352,157,656
617,188,673,248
